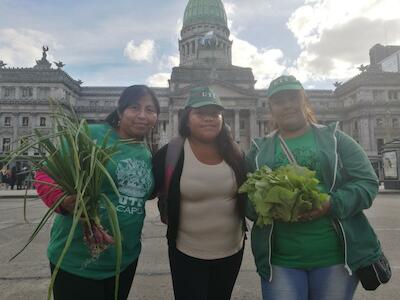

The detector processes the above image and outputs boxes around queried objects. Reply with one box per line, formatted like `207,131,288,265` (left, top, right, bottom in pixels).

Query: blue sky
1,0,399,89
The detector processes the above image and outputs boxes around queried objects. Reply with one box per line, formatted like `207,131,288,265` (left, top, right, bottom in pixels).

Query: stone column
15,86,20,100
12,113,18,147
168,110,173,140
360,117,372,155
172,109,179,137
32,87,38,100
260,120,265,137
250,109,257,139
234,109,240,142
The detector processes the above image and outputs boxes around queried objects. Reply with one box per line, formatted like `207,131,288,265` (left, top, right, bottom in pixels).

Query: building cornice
0,68,81,93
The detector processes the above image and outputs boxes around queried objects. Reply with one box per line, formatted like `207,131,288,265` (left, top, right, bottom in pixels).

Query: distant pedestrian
9,167,17,190
16,168,25,190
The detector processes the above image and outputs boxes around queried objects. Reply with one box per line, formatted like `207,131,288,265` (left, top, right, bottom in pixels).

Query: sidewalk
1,187,398,199
378,185,400,194
0,189,38,199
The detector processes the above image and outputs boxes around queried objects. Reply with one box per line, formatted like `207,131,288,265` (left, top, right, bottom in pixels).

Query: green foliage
1,100,129,300
239,165,329,226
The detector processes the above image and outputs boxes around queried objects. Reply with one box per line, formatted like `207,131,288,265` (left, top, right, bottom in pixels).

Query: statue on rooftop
34,45,52,69
358,64,368,73
0,60,6,68
333,81,342,88
42,46,49,59
54,61,65,69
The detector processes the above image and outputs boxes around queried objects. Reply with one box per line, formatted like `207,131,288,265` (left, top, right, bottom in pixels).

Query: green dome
183,0,228,27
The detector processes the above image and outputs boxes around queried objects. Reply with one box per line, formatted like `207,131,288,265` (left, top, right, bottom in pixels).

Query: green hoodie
246,123,381,281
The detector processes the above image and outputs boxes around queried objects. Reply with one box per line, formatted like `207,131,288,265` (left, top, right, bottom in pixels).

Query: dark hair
105,85,160,152
269,89,317,130
178,108,247,218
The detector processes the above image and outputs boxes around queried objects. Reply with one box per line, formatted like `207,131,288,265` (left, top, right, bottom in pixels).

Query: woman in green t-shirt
35,85,159,300
245,75,382,300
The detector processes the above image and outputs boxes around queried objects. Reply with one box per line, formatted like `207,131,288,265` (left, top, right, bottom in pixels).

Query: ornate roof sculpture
33,46,52,70
0,46,81,92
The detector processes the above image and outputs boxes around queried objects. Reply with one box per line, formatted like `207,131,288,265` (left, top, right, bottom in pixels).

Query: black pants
169,246,244,300
50,259,138,300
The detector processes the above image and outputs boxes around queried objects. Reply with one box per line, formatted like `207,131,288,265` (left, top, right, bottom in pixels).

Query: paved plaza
0,190,399,299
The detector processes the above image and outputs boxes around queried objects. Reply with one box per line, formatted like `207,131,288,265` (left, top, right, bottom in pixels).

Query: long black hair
105,85,160,153
178,108,247,219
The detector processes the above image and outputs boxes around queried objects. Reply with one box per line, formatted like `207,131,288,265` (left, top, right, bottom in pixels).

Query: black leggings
50,260,138,300
169,246,244,300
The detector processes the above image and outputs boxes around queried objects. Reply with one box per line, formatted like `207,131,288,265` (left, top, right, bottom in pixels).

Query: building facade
1,0,400,175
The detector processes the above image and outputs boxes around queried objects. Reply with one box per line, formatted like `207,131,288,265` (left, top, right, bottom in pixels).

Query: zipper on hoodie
268,220,274,282
252,138,275,281
251,138,261,170
330,122,352,275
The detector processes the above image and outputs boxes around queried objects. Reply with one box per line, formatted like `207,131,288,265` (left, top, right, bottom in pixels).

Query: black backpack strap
157,137,184,224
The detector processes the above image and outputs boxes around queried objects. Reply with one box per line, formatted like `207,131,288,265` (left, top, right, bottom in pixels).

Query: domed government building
1,0,400,182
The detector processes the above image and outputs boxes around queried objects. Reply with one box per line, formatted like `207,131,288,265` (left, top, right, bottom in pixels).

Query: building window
21,87,33,98
40,117,46,127
38,87,50,99
376,118,383,128
377,138,384,153
240,120,245,130
2,138,11,153
4,117,11,127
163,121,167,132
20,138,28,155
89,101,98,106
4,87,15,99
388,90,399,100
393,118,399,128
354,120,358,130
22,117,29,127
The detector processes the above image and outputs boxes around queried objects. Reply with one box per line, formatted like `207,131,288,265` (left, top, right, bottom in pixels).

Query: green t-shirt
271,129,344,269
48,124,154,279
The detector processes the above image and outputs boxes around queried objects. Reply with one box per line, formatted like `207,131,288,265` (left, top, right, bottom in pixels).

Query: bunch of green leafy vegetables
239,165,329,226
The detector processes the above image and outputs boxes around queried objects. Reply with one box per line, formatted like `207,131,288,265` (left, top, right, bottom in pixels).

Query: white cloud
0,28,60,67
158,54,179,71
146,73,170,87
231,35,287,88
287,0,400,82
124,39,155,63
225,1,273,18
175,18,183,38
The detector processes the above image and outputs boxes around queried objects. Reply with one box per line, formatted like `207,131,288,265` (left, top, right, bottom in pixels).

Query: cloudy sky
1,0,399,89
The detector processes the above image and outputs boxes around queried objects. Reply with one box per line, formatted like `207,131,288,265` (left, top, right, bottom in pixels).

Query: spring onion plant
2,100,124,300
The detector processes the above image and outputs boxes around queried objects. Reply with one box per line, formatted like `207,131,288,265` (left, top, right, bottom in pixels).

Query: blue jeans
261,265,359,300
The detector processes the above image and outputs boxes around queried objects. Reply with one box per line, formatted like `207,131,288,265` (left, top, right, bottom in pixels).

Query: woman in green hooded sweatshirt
245,75,382,300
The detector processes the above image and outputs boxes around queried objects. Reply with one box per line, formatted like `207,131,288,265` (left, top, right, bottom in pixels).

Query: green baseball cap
266,75,304,98
184,87,224,109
